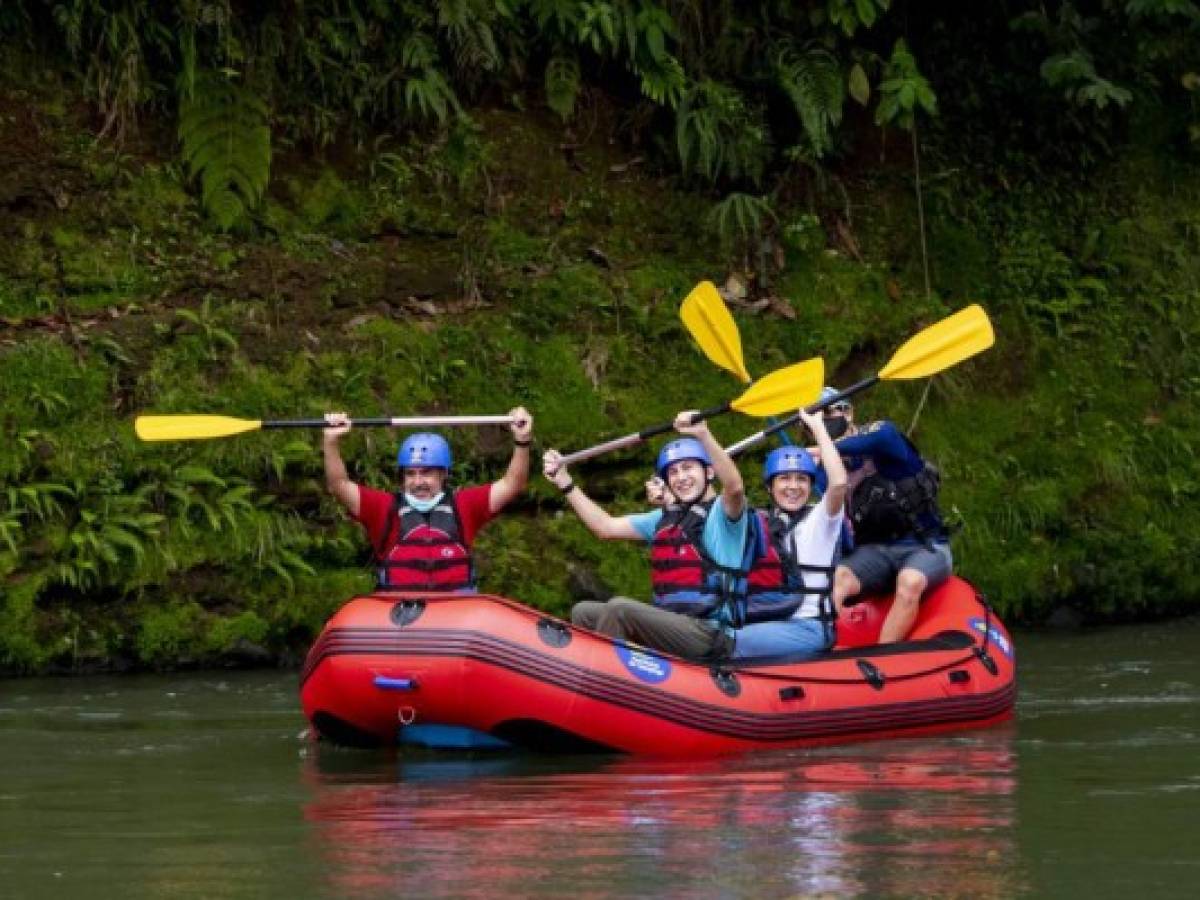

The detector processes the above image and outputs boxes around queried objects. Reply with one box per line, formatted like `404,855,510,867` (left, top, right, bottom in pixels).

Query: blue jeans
730,617,834,661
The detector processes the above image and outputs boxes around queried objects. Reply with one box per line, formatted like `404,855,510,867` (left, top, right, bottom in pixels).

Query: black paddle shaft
635,402,732,441
262,419,395,429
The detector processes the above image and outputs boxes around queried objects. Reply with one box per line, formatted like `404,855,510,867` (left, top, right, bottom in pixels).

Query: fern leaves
676,80,768,184
399,33,465,124
707,193,776,251
775,44,846,159
178,73,272,231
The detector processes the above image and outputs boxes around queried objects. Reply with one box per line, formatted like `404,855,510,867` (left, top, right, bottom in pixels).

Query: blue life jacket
737,507,837,627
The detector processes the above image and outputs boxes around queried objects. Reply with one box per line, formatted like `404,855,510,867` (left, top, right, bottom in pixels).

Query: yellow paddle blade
878,304,995,380
134,415,264,442
680,281,752,383
731,357,824,417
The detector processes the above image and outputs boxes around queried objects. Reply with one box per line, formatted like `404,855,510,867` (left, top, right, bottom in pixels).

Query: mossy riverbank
2,73,1198,674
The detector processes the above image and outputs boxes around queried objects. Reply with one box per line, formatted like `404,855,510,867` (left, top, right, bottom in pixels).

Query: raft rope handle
380,588,1005,688
733,585,1001,688
973,594,999,676
742,652,980,687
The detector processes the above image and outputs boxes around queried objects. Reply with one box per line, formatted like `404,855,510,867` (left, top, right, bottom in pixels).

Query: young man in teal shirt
543,411,750,661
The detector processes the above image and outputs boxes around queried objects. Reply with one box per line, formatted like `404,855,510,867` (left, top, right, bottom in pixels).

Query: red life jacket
374,493,475,592
649,499,722,617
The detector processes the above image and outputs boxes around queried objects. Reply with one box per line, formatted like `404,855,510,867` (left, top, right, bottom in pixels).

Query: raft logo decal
615,644,672,684
968,618,1013,659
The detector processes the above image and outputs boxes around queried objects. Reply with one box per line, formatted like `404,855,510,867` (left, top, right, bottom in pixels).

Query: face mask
404,491,445,513
824,416,849,440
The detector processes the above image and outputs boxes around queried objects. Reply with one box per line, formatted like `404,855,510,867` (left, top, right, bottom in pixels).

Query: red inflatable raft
300,575,1016,756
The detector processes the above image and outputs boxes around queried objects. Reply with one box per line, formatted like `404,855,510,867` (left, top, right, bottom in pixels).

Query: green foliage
825,0,892,38
1041,50,1134,109
46,481,165,592
204,610,269,654
7,0,1195,187
49,227,152,313
637,51,685,107
48,0,172,141
178,72,271,231
405,62,463,123
707,193,776,255
783,212,826,255
0,575,52,671
291,168,369,232
436,121,493,193
4,0,1200,676
156,465,256,536
262,544,318,594
0,340,111,463
174,296,239,361
545,54,581,121
774,43,846,158
875,39,937,129
135,600,203,667
676,80,768,184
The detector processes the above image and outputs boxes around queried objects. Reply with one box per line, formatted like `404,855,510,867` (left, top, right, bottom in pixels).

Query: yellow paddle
680,281,752,384
559,357,824,466
726,304,995,456
134,414,517,442
680,279,797,446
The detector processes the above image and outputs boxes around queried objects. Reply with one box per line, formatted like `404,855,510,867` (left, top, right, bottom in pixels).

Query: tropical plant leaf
637,53,685,107
875,39,937,129
849,62,871,105
775,43,846,158
676,80,768,184
706,193,776,251
178,72,272,231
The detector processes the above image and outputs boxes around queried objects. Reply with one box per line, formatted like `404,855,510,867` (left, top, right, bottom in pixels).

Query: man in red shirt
322,408,533,591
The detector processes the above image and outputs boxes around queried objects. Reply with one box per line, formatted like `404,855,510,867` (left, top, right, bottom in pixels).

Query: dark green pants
571,597,731,661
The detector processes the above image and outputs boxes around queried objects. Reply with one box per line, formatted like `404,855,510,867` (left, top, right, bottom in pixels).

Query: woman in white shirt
728,408,848,660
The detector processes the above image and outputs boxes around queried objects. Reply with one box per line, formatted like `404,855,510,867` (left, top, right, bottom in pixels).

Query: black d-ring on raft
710,668,741,697
538,618,572,648
391,600,426,627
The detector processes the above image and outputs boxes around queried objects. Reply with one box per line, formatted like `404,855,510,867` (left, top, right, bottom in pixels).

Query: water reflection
302,728,1023,898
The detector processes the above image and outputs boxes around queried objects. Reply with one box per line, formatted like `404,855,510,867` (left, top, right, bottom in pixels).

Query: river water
2,620,1197,899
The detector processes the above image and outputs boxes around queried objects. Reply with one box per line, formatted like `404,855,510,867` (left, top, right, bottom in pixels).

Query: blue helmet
763,446,818,484
656,438,712,479
397,433,452,470
819,385,842,406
